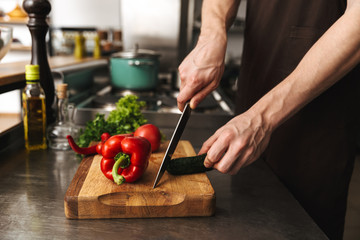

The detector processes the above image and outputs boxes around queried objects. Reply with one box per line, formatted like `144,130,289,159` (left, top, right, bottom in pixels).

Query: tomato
134,124,161,152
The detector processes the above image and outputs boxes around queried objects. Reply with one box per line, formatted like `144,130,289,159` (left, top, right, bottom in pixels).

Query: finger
190,67,223,109
177,81,197,111
199,137,218,166
176,69,189,111
212,150,237,174
198,129,222,155
178,71,216,109
176,80,187,111
177,101,186,112
204,148,227,168
178,66,222,110
203,156,215,168
190,80,218,109
227,150,252,175
203,136,228,168
177,94,187,112
228,141,260,175
211,138,248,174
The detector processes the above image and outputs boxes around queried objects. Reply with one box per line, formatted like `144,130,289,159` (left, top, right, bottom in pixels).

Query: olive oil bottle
22,64,47,150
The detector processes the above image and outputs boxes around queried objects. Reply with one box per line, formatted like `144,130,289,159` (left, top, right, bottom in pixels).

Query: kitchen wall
120,0,186,71
50,0,121,29
0,0,18,15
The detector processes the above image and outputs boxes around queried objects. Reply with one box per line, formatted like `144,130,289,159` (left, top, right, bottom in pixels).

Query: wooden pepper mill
23,0,55,123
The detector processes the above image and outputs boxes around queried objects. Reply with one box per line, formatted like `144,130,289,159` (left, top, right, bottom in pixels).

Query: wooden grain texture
64,141,216,219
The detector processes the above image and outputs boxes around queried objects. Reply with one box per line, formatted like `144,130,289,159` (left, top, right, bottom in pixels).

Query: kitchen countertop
0,112,328,239
0,56,107,93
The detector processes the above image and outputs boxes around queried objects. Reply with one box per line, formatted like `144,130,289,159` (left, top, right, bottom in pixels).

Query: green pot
110,47,160,90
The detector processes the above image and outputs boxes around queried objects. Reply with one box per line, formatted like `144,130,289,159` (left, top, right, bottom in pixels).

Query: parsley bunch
77,95,147,147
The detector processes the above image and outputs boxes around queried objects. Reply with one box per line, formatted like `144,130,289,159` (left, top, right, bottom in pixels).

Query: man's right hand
177,34,227,111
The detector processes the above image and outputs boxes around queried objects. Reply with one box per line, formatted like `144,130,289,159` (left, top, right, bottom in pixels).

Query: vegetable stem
112,158,126,185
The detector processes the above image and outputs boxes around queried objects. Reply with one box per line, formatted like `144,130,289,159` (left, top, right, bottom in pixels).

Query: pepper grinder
23,0,55,124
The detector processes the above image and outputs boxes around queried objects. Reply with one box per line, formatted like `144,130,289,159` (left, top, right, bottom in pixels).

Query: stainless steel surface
0,109,328,239
120,0,194,71
51,60,110,105
51,59,108,73
76,77,234,116
153,103,192,188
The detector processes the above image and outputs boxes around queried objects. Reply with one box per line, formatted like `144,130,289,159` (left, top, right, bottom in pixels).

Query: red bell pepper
100,157,119,180
67,132,150,184
99,133,133,180
67,132,111,155
112,136,151,185
101,134,133,158
99,133,145,181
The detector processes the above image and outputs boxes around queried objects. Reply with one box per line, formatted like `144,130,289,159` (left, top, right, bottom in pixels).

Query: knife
152,102,192,188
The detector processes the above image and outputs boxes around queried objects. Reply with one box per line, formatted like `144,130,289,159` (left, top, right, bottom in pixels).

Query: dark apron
236,1,360,239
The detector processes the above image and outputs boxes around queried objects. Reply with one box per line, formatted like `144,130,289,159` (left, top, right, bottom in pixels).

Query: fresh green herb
107,94,147,133
77,95,147,147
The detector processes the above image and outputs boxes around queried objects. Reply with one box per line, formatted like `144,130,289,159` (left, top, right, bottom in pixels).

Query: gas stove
76,72,234,115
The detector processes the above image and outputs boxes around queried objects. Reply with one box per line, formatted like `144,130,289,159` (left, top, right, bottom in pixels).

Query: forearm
200,0,241,38
189,0,240,70
177,0,241,110
250,2,360,131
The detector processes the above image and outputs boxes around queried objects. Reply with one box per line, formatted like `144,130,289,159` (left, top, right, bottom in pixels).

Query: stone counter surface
0,111,328,239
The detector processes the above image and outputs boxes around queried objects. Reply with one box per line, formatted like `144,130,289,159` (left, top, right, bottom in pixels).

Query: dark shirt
236,1,360,239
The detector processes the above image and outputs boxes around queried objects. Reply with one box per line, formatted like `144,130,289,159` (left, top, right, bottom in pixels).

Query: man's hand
176,0,241,111
199,110,272,175
177,35,226,111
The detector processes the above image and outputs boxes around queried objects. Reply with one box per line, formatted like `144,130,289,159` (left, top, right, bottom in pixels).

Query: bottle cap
25,64,40,82
56,83,68,99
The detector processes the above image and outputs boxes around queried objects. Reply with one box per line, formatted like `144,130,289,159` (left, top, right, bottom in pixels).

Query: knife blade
152,102,192,188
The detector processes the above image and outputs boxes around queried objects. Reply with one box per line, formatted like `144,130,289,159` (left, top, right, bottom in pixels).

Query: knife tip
152,179,159,189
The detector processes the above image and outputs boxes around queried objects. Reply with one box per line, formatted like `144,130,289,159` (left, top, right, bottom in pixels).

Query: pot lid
112,44,160,59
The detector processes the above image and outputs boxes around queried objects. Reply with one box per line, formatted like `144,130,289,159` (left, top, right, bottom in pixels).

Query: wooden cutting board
64,140,215,219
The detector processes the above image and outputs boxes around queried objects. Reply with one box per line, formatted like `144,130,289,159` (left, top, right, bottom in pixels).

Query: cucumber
166,153,212,175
